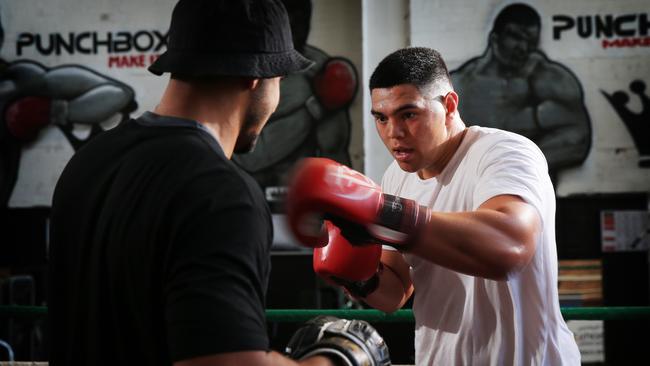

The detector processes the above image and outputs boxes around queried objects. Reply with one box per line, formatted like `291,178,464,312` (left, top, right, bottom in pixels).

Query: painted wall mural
0,60,137,206
0,0,363,214
412,0,650,196
233,0,358,213
601,79,649,168
0,0,174,208
450,3,591,184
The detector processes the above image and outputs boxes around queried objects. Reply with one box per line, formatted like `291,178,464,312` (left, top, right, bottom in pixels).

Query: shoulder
469,126,546,165
470,125,537,146
467,127,553,213
186,151,259,204
128,125,262,208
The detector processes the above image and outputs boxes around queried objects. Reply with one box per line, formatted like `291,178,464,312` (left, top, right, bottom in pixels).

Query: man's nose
387,119,406,139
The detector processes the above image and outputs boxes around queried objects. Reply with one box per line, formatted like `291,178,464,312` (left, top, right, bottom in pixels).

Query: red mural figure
233,0,358,212
450,3,592,184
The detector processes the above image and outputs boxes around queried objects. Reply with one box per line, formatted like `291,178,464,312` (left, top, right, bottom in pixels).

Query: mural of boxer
233,0,358,212
451,3,591,182
601,79,650,168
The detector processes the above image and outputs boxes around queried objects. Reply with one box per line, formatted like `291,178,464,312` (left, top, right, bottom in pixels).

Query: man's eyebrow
371,103,420,116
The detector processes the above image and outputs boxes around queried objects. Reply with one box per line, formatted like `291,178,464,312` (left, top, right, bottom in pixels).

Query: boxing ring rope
1,305,650,321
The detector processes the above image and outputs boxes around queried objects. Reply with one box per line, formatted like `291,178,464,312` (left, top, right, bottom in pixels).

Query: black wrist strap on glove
370,194,430,250
325,216,405,251
324,195,430,252
324,215,375,245
286,316,391,366
330,263,383,299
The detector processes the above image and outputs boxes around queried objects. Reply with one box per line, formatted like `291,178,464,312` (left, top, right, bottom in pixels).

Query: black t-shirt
48,112,273,365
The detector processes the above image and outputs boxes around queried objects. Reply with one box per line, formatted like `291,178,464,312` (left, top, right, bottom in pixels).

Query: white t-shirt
381,126,580,366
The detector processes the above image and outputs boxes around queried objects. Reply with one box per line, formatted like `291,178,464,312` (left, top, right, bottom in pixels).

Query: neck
153,78,246,158
419,121,468,179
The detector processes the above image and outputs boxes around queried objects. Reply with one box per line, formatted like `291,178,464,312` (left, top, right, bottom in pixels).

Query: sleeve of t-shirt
473,136,548,217
163,170,270,362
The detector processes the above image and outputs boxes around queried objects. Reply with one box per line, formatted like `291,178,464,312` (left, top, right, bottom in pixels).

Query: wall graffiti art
601,79,650,168
0,60,137,206
233,0,358,212
450,3,592,183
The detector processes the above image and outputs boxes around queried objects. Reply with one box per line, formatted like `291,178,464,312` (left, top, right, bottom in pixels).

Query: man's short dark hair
369,47,451,92
492,3,541,35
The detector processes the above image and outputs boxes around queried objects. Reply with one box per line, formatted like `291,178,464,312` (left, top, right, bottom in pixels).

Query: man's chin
396,160,419,173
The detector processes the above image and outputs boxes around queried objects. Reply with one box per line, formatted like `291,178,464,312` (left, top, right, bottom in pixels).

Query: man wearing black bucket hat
48,1,390,365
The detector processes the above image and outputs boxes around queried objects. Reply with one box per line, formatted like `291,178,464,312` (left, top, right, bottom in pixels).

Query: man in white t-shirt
285,47,580,365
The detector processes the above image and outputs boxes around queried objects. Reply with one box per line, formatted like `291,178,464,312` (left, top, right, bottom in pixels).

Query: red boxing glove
314,221,381,283
286,158,430,250
312,58,357,111
286,157,383,247
5,96,52,141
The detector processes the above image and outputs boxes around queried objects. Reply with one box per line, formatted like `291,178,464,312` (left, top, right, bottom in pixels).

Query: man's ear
444,91,459,118
242,77,261,90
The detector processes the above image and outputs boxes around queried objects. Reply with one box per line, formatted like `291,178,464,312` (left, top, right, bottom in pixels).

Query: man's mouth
393,147,414,161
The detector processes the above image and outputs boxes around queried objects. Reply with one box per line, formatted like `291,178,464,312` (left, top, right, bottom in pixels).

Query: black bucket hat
149,0,314,78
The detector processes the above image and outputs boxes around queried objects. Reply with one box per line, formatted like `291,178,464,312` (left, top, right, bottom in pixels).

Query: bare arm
409,194,540,281
175,351,337,366
362,249,413,313
361,195,538,309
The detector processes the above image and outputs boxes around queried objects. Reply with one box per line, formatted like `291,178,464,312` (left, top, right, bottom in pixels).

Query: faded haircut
369,47,452,95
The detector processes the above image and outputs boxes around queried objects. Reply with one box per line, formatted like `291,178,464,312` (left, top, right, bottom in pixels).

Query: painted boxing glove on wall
286,157,430,250
312,58,357,111
4,96,52,141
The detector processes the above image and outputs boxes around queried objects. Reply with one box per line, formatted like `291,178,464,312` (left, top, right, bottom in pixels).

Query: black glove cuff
343,271,380,298
330,263,383,299
374,194,430,251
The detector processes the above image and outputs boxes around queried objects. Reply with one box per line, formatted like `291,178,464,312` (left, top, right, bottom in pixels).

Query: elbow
365,293,406,314
364,285,412,314
372,299,406,314
489,243,534,281
361,294,397,313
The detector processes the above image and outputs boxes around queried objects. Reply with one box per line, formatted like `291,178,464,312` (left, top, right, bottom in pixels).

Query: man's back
48,113,273,365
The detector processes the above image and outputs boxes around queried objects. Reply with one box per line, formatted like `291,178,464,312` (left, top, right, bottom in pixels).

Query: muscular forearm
363,261,413,313
410,197,539,281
